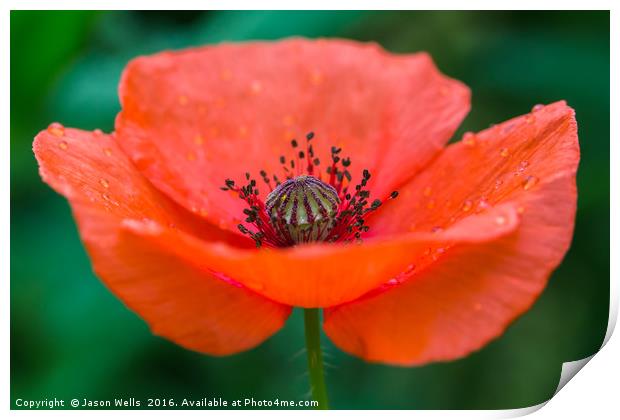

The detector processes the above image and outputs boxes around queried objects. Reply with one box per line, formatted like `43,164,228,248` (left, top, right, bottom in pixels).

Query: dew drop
495,215,507,226
93,128,103,136
58,141,68,150
103,147,112,157
404,264,416,274
431,226,443,233
99,178,109,189
462,131,477,147
47,122,65,137
525,114,536,124
499,147,509,158
102,192,111,201
461,200,473,212
531,104,544,112
386,278,399,286
518,160,529,173
494,179,503,190
476,198,491,212
522,175,539,190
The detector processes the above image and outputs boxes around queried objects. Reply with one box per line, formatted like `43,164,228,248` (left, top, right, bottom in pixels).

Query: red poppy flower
34,39,579,365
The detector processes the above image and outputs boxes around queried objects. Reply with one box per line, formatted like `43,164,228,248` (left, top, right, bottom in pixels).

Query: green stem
303,308,329,409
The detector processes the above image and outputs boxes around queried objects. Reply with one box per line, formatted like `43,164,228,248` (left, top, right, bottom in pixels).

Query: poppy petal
115,39,470,232
323,102,579,365
120,202,520,309
33,127,291,355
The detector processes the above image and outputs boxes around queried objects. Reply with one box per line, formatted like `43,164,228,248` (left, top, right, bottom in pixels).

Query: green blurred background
10,11,610,409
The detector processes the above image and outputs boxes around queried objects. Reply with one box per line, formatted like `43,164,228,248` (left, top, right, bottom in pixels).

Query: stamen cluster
221,132,398,247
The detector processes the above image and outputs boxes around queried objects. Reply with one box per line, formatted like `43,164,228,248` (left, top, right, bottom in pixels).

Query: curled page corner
554,355,595,396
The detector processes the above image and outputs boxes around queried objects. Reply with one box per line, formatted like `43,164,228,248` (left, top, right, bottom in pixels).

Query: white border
4,2,616,419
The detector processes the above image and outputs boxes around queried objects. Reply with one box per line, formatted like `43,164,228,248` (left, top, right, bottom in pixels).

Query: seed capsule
265,175,340,244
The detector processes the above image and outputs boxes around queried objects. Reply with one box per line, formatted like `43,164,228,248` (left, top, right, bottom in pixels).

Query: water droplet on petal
431,226,443,233
462,200,473,212
58,141,68,150
103,147,112,157
93,128,103,136
476,198,491,212
499,147,509,158
47,122,65,137
531,104,544,112
518,160,529,173
99,178,109,188
525,114,536,124
494,179,503,190
522,175,539,190
387,278,399,286
404,264,416,274
463,131,477,146
495,215,507,225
